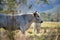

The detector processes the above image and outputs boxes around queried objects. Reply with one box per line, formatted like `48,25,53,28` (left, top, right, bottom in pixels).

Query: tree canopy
0,0,48,13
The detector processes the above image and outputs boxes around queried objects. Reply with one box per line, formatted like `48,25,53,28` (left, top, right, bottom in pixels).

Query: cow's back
0,14,33,31
0,14,7,27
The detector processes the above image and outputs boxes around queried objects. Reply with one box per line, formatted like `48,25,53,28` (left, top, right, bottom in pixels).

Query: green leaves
0,7,3,11
0,0,3,11
0,0,49,14
7,0,15,9
28,4,32,9
35,0,48,4
40,0,48,2
21,0,27,4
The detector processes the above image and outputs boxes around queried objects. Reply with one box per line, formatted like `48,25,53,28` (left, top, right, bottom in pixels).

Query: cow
0,11,43,34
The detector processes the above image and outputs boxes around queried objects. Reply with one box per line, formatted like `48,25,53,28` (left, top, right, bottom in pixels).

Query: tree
15,0,28,14
0,0,49,14
0,0,3,11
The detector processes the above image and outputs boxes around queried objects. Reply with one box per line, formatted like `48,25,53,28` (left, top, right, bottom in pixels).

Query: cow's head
33,11,43,34
33,11,43,23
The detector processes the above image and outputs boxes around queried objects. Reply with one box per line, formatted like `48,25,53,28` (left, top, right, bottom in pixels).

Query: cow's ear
33,12,37,17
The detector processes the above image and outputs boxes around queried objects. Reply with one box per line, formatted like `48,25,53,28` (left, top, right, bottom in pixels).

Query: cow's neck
25,21,33,30
24,15,34,30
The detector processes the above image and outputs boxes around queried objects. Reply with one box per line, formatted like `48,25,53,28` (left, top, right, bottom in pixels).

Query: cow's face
33,12,43,23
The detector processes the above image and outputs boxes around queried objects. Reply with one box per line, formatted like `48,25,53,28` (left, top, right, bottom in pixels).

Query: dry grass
41,22,60,27
27,22,60,33
0,22,60,40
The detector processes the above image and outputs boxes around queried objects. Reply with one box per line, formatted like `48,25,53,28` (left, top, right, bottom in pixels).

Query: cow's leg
20,26,25,34
34,23,41,34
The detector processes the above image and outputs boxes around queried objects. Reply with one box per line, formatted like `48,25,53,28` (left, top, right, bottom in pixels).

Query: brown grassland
0,22,60,40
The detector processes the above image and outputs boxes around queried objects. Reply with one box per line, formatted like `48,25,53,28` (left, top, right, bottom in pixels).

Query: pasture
0,22,60,40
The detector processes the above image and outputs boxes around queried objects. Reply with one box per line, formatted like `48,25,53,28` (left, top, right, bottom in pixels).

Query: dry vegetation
0,22,60,40
41,22,60,27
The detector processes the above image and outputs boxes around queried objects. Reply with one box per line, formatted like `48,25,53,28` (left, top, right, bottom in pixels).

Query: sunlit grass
0,22,60,40
26,22,60,33
41,22,60,28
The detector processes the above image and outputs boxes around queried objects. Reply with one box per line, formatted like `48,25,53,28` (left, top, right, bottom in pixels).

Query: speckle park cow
0,11,43,34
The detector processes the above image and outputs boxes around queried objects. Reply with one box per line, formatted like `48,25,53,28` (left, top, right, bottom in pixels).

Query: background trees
40,12,60,22
0,0,48,13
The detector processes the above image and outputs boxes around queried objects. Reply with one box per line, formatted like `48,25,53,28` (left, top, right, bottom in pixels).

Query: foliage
40,12,60,22
0,0,3,11
0,6,3,11
0,0,48,14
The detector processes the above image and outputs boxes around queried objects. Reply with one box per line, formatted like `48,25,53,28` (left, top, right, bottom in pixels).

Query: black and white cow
0,11,43,34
